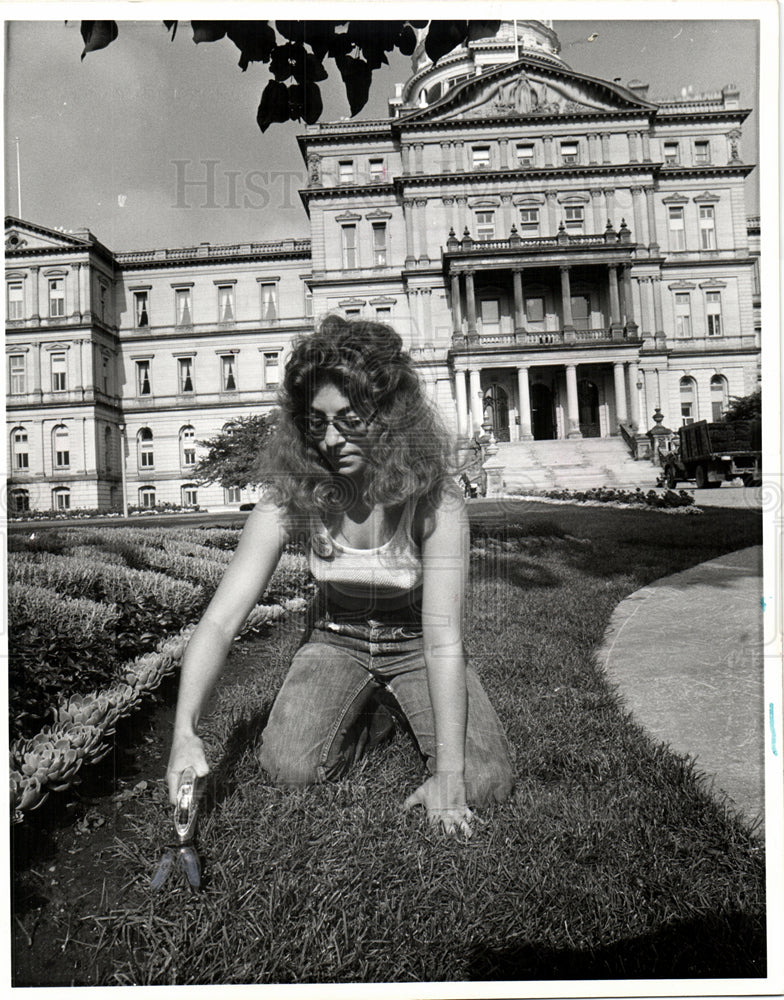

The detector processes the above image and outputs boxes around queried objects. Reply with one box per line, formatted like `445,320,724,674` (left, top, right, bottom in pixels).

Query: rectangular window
560,140,579,164
8,354,26,394
51,352,67,392
368,158,385,181
221,354,237,391
345,307,361,317
564,205,584,233
182,485,198,507
471,146,490,170
263,351,280,388
178,357,194,393
7,281,23,320
668,206,686,250
519,207,539,235
663,141,680,164
218,285,234,322
133,290,149,327
49,279,65,318
13,429,29,470
342,224,357,269
699,205,716,250
375,306,392,319
372,222,387,266
224,486,242,504
525,297,545,323
570,295,590,324
139,487,156,508
694,140,710,164
706,291,723,336
475,210,495,241
304,290,313,317
674,292,692,337
681,403,694,425
136,359,151,396
175,288,192,325
480,298,500,332
516,142,535,166
338,160,354,185
53,489,71,510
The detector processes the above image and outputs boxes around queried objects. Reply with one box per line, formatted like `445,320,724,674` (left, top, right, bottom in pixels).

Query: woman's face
307,381,376,480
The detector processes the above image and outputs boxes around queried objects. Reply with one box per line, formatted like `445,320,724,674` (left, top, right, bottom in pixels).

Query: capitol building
5,20,759,512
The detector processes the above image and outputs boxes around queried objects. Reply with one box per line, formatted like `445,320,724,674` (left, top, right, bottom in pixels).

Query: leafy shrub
136,546,228,589
507,486,696,509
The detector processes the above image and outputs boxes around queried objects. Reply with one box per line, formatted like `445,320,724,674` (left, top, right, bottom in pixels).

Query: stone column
74,338,84,393
33,343,42,398
591,188,603,232
517,366,533,440
403,199,416,267
414,142,424,174
652,275,665,342
450,272,463,339
469,368,483,433
501,194,513,234
442,195,456,233
622,266,635,324
613,362,628,425
546,191,558,235
74,263,82,319
628,130,639,162
631,186,645,245
588,133,600,165
565,364,582,438
627,362,641,430
401,143,411,173
440,141,451,173
453,141,465,172
608,264,621,326
641,130,652,162
512,269,525,332
465,270,478,340
604,187,616,225
499,137,510,169
79,262,91,322
560,266,574,330
82,339,94,396
416,198,429,263
421,287,432,342
643,186,659,250
30,265,40,322
601,133,611,163
454,369,468,437
456,196,467,234
543,135,554,167
638,276,652,335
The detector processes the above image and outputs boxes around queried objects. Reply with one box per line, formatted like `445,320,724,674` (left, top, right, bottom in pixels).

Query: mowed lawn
12,502,766,986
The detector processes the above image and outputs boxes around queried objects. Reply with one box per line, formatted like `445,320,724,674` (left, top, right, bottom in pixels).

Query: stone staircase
496,437,662,492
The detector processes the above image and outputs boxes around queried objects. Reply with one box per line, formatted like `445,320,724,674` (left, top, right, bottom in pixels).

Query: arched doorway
531,382,555,440
483,384,509,441
578,379,600,437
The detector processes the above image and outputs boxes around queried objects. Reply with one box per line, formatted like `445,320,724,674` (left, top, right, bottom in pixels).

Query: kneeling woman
166,316,514,835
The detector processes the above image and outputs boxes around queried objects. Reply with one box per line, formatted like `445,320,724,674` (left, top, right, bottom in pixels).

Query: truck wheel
665,465,678,489
695,464,708,489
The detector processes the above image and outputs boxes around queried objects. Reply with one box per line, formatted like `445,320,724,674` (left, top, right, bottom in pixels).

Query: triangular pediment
5,217,92,253
401,56,657,125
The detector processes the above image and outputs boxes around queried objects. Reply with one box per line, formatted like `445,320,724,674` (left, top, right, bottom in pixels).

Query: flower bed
505,486,702,513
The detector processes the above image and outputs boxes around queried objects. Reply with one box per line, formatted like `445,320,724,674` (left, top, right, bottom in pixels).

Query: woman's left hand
403,773,474,837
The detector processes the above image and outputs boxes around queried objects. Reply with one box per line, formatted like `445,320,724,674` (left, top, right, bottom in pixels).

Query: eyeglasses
302,412,374,440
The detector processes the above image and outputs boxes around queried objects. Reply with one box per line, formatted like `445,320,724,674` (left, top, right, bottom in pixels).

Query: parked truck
662,419,762,489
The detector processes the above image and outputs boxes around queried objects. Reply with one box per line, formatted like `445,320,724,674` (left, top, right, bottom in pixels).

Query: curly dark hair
258,315,456,514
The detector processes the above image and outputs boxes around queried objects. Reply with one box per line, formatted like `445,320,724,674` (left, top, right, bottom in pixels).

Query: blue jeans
258,620,515,808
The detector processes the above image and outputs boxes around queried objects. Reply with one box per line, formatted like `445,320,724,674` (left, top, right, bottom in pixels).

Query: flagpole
15,136,21,217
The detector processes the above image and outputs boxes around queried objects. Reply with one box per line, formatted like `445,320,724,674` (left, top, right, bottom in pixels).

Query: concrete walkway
596,546,766,832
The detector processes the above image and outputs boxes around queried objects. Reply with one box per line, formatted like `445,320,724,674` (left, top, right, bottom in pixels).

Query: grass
11,503,766,985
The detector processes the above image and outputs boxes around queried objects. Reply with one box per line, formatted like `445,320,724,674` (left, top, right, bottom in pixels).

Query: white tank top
308,500,423,607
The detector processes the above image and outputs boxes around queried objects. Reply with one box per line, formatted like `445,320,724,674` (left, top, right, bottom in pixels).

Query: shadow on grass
466,909,766,980
203,703,274,815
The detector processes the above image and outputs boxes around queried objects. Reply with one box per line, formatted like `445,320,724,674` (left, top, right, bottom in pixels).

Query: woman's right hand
166,732,209,805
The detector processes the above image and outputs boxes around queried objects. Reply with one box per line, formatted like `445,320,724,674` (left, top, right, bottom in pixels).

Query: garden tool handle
174,766,200,845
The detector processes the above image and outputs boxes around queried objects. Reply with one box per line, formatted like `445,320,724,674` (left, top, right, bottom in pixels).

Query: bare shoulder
235,496,292,552
414,482,467,545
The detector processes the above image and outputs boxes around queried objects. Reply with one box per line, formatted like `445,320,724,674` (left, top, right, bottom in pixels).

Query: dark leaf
163,21,178,40
396,25,417,57
257,80,292,131
335,54,372,116
80,21,119,61
274,19,305,44
424,21,468,64
191,21,228,44
467,21,502,42
269,41,300,80
305,21,346,62
288,81,324,125
226,21,276,70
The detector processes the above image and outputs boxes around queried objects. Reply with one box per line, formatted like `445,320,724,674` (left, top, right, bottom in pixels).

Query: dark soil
10,628,277,988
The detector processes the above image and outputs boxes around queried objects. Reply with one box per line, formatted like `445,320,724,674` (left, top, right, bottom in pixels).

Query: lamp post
119,423,128,518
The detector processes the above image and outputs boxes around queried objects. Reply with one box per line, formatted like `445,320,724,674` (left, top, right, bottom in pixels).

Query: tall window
525,297,545,323
7,281,23,320
711,375,729,420
338,160,354,184
49,278,65,318
304,289,313,317
181,484,198,507
680,377,697,425
516,143,535,166
175,288,192,325
9,488,30,513
471,146,490,169
133,290,149,327
706,291,723,336
260,282,278,322
53,425,70,469
663,141,680,164
564,205,584,233
368,158,385,181
519,207,539,235
479,298,500,334
221,354,237,391
138,486,156,509
342,225,357,269
178,357,194,393
475,210,495,241
263,351,280,388
52,487,71,511
51,352,67,392
693,140,711,164
674,292,692,337
180,425,196,468
372,222,388,265
136,359,151,396
8,354,26,394
668,206,686,250
224,486,242,504
11,428,29,470
138,428,154,469
375,305,391,320
560,140,579,164
570,294,591,327
218,284,234,322
699,205,716,250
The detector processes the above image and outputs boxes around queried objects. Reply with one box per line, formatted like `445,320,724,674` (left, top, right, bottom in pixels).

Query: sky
3,12,762,251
